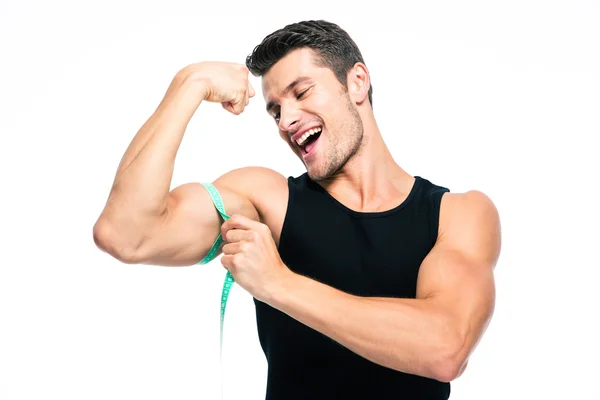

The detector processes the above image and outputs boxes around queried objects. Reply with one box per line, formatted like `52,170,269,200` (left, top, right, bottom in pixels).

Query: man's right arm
95,167,277,266
93,61,262,266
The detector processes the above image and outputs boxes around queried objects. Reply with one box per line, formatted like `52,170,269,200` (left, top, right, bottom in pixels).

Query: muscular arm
268,190,501,382
93,62,276,266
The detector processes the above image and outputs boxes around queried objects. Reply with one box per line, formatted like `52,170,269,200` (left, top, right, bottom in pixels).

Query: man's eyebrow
266,76,313,113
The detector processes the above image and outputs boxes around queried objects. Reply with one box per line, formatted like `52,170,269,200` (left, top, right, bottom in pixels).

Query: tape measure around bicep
197,183,234,356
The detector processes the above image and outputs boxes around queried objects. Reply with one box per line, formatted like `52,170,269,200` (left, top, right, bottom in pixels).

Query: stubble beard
308,97,365,182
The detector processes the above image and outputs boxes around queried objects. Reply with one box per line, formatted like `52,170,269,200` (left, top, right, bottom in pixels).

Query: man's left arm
267,190,502,382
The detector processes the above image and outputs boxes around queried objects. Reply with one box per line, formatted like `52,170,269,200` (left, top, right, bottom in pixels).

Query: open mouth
296,126,323,156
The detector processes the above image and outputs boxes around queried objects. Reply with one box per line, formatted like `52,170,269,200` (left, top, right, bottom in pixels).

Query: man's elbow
429,335,470,383
93,220,141,264
431,357,469,383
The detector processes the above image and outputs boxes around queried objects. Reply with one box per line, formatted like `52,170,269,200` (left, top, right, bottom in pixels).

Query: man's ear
347,62,370,105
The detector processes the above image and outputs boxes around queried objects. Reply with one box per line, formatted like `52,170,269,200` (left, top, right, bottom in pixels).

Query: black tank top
253,173,451,399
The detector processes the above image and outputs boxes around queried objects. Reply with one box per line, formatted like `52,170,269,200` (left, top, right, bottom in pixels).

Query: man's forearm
99,76,206,244
268,271,463,382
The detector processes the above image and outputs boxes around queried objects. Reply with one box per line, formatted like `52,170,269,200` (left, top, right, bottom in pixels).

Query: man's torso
230,169,452,399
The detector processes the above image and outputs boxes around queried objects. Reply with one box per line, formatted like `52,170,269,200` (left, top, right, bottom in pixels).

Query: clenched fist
173,61,256,115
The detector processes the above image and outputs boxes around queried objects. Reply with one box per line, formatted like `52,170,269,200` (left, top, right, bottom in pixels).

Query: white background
1,0,599,399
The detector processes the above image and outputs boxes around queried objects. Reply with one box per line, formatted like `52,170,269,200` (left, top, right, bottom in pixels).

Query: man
93,20,501,399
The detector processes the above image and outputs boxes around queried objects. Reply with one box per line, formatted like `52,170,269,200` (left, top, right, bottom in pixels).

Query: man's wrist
266,267,298,308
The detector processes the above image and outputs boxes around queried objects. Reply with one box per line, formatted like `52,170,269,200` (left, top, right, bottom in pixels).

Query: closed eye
296,88,310,100
271,87,312,122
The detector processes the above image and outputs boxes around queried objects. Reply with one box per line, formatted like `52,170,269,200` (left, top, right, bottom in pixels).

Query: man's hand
220,214,292,302
170,61,256,115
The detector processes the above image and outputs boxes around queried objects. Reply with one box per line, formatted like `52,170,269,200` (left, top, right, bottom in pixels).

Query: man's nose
278,105,301,133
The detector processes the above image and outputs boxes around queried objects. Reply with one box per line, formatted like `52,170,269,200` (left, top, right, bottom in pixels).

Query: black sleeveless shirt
253,173,451,399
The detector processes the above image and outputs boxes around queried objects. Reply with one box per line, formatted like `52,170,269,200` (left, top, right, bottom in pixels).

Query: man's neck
318,128,414,213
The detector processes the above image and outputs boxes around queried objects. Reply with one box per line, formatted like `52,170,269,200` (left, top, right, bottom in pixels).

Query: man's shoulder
224,166,312,193
440,190,496,215
215,166,287,188
438,189,500,249
212,166,292,226
417,175,494,214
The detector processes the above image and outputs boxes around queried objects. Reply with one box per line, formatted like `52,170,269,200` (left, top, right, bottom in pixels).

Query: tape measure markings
197,183,234,356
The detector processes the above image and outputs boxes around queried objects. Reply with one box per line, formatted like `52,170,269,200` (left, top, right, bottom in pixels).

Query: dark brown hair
246,20,373,106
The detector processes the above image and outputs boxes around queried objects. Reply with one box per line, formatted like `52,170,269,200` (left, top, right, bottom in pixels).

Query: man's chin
306,167,321,181
306,165,331,182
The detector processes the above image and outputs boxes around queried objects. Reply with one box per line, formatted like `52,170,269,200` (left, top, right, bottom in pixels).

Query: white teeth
296,127,322,146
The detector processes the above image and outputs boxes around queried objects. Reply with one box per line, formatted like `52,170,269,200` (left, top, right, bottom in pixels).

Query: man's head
246,20,373,181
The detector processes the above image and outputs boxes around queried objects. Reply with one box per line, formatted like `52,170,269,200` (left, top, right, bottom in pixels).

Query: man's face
262,48,364,181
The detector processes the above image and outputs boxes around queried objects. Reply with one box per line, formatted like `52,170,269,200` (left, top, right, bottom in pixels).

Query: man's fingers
221,254,234,270
225,86,251,115
222,102,233,113
223,228,250,244
222,242,242,255
245,82,253,106
231,93,246,114
221,214,258,237
232,82,254,113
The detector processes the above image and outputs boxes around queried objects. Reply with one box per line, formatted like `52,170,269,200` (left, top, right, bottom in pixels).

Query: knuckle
235,90,246,102
248,231,259,242
259,223,270,235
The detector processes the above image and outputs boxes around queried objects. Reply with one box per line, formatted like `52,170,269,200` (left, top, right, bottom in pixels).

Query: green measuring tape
197,183,234,356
